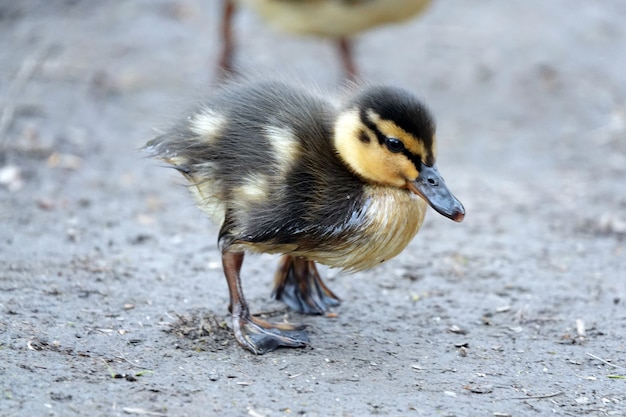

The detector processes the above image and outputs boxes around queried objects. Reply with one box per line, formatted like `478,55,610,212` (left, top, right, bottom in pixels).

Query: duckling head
334,86,465,222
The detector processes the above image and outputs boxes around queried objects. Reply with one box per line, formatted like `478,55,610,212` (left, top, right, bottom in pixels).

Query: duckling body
219,0,432,79
147,79,464,354
235,0,432,38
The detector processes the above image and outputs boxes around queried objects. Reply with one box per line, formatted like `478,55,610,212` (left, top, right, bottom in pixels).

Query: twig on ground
100,358,117,378
586,352,626,369
113,349,148,369
122,407,167,416
508,391,564,400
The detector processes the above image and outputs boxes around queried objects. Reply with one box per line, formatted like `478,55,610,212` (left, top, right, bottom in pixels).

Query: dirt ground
1,1,625,416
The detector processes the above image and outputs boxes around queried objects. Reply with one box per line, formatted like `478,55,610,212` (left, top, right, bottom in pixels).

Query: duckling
218,0,432,79
146,79,464,354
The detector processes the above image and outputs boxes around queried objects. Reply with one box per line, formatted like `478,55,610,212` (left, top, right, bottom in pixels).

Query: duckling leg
272,255,341,315
222,251,309,354
337,37,358,81
217,0,236,77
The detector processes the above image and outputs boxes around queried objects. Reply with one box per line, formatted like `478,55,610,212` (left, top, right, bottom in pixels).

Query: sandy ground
1,1,625,416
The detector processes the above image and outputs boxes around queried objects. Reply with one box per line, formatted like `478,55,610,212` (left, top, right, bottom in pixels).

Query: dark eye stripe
359,107,429,172
402,148,423,171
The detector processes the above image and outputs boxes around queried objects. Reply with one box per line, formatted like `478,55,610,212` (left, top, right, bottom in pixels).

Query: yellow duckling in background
146,78,464,354
219,0,432,78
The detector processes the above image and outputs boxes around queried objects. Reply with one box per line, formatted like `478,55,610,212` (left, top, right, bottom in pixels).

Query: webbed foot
232,313,309,355
272,256,341,315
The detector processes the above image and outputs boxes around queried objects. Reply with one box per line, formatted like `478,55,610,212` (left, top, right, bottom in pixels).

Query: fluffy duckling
219,0,432,79
146,79,464,354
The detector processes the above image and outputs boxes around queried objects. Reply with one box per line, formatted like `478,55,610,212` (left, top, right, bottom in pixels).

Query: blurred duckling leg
272,255,341,315
222,251,309,354
337,37,358,81
217,0,236,77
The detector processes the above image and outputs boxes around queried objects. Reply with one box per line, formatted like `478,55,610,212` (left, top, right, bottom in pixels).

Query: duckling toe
234,314,309,355
272,256,341,315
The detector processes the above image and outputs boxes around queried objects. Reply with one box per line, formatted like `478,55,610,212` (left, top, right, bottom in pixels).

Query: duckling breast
234,184,428,272
312,185,428,271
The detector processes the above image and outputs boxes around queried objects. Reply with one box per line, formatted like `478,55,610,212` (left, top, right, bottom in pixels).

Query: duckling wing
229,165,370,253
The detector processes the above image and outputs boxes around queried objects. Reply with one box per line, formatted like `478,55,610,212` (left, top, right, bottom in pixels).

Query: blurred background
1,1,625,416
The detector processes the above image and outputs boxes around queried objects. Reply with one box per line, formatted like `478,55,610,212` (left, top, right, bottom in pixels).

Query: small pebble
468,384,493,394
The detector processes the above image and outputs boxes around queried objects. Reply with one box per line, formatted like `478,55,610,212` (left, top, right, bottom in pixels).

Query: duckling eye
384,137,405,153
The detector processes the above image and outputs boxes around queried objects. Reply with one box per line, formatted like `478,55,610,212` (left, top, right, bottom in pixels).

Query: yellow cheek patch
360,149,407,188
403,160,419,182
334,109,423,188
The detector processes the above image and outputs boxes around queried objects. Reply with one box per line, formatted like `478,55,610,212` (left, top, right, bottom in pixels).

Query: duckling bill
146,79,464,354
